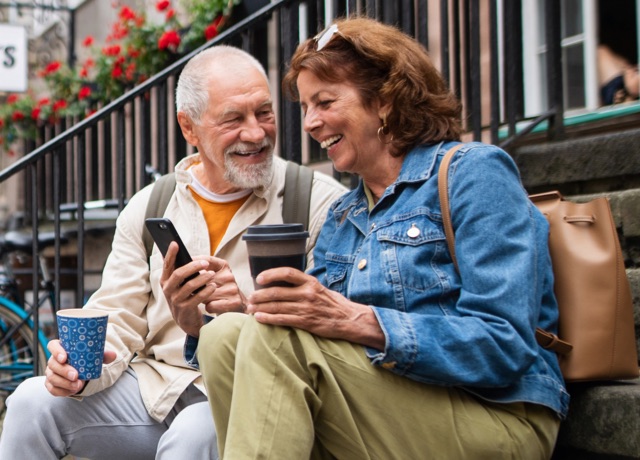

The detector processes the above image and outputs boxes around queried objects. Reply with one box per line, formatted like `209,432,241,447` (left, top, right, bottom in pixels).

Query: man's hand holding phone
160,241,216,337
146,218,247,336
161,243,247,336
145,218,215,335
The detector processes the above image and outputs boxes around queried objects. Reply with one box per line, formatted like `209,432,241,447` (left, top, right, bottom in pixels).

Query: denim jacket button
357,259,367,270
407,223,420,238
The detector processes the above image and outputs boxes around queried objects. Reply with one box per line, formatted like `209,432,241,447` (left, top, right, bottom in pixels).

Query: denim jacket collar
331,141,447,218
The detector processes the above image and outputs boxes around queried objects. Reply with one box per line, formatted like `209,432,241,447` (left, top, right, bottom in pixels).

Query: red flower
119,6,136,22
11,111,24,122
85,108,97,118
165,8,175,21
6,94,19,104
0,119,4,128
156,0,170,11
112,64,123,78
53,100,67,112
78,86,92,100
158,30,180,51
43,61,62,75
102,45,121,56
31,107,41,120
127,46,141,58
37,97,50,107
82,35,94,47
79,67,88,77
84,57,95,68
204,23,218,40
125,63,136,81
213,14,225,28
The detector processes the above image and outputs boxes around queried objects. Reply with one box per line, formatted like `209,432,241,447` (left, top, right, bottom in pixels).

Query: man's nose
240,117,266,143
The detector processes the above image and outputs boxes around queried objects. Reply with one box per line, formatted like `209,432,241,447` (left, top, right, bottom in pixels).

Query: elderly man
0,46,345,459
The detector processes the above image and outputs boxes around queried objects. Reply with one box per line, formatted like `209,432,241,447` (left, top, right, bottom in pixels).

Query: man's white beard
223,140,274,189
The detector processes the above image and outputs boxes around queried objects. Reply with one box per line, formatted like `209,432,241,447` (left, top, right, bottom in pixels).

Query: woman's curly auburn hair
283,17,462,157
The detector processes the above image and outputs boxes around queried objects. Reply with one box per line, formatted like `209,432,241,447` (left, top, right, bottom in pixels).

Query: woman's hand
161,242,246,337
246,267,385,349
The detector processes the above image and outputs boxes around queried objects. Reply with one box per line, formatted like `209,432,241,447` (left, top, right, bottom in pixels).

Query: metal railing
0,0,564,374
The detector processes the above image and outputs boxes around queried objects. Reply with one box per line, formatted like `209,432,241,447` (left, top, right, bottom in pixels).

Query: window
523,0,599,116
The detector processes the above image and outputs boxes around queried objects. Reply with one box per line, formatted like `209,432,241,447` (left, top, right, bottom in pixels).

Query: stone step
553,379,640,459
628,269,640,359
508,125,640,459
513,127,640,195
552,265,639,459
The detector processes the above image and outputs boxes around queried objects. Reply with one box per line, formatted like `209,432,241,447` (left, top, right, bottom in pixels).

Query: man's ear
177,112,198,146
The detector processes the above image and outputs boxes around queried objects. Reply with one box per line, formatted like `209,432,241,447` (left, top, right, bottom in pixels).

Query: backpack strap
438,144,465,271
283,161,314,230
142,173,176,259
436,145,573,356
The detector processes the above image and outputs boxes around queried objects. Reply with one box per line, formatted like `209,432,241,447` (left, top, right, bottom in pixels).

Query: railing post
53,148,63,315
440,0,450,84
545,0,565,141
503,0,521,139
416,0,429,50
157,82,169,175
489,0,500,145
75,133,86,309
139,94,152,187
400,0,414,36
116,109,127,211
29,163,40,376
279,2,302,164
467,0,482,140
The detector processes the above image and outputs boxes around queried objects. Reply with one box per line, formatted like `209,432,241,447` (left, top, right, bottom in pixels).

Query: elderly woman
198,17,568,459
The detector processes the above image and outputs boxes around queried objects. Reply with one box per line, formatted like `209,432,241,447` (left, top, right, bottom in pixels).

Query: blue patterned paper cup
56,309,108,380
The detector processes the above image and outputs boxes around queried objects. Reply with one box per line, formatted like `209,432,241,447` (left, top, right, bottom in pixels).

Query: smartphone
145,218,193,267
145,218,200,287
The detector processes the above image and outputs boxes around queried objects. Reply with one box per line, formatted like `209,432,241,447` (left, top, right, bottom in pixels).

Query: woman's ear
377,100,392,123
177,112,199,146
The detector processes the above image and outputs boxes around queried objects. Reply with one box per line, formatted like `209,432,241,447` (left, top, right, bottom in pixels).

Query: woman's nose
303,109,321,133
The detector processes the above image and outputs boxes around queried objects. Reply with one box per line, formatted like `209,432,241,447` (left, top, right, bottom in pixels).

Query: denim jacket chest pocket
324,252,355,294
375,215,448,293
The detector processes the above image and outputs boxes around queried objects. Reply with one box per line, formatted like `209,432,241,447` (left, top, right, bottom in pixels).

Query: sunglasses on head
313,24,342,51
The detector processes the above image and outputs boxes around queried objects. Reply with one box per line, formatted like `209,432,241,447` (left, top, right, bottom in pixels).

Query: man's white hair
175,46,268,123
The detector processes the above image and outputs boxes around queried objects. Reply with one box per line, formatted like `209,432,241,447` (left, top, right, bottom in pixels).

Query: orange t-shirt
189,189,250,254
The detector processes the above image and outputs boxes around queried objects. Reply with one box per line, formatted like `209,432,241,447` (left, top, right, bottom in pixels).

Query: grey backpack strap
142,173,176,259
283,161,314,230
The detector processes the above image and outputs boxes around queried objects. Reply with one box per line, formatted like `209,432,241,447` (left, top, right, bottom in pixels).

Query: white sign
0,24,28,93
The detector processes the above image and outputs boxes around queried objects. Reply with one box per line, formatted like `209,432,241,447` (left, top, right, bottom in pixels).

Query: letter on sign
0,24,27,92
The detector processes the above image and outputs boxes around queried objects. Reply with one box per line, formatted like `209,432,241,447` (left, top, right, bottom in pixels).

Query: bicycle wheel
0,298,48,406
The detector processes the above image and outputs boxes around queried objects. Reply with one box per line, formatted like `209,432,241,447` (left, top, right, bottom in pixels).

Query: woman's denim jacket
308,141,570,418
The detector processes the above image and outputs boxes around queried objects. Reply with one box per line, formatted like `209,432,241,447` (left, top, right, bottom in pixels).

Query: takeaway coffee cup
242,224,309,289
56,309,109,380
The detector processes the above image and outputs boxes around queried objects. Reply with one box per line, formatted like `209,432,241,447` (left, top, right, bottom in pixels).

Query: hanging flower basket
0,0,241,153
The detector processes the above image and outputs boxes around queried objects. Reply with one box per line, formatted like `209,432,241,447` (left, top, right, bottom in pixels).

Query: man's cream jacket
80,154,346,421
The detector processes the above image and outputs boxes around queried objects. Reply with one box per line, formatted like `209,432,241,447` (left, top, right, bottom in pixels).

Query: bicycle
0,230,67,413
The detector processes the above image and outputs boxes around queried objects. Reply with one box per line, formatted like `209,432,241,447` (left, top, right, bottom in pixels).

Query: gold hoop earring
377,115,393,143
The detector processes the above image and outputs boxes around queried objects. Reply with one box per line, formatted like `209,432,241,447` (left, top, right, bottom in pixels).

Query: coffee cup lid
242,224,309,241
